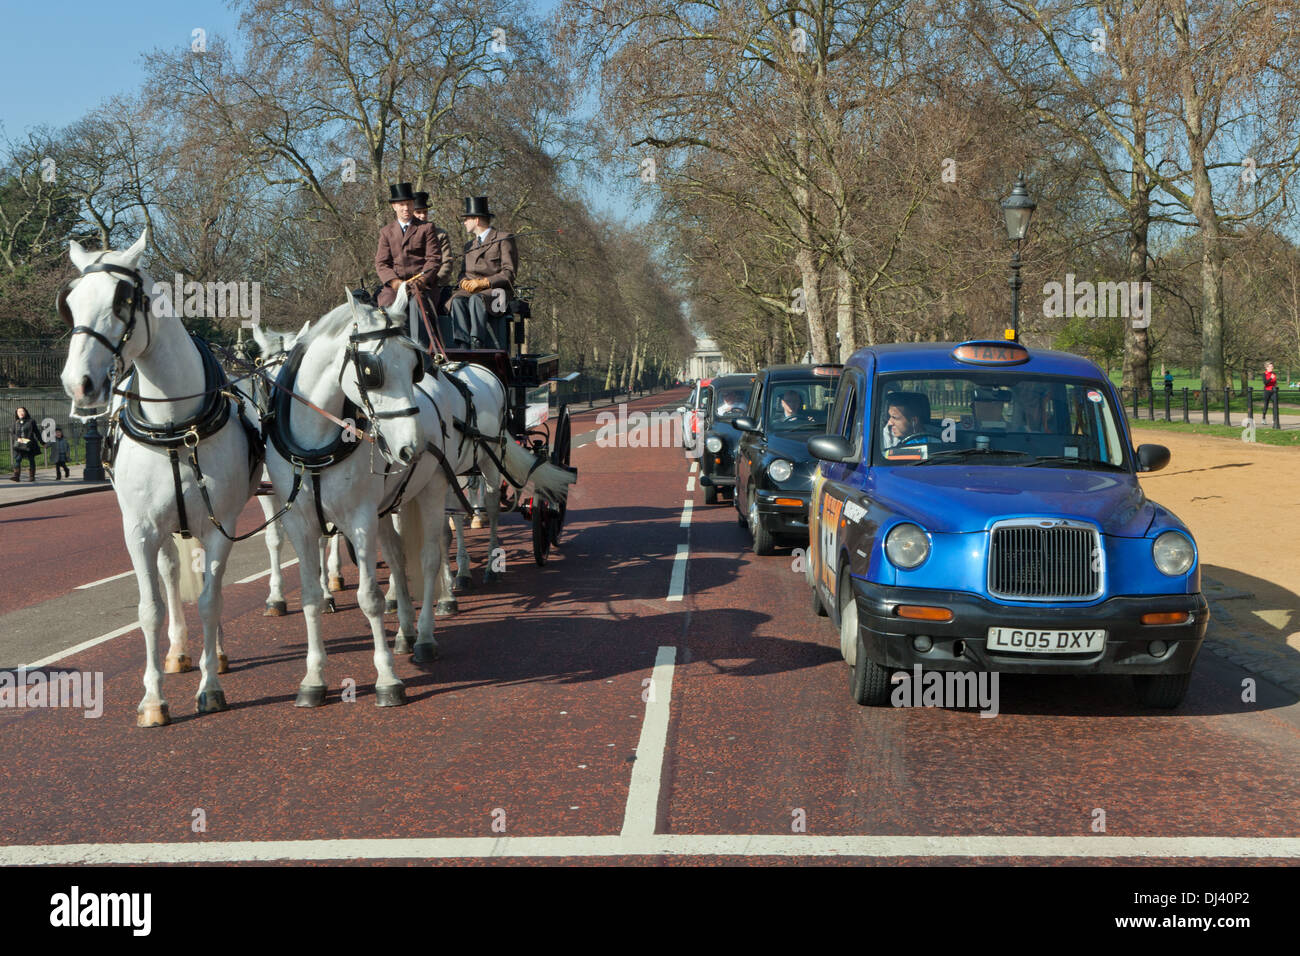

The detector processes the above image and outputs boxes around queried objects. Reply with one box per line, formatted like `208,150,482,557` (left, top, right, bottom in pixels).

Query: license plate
986,627,1105,654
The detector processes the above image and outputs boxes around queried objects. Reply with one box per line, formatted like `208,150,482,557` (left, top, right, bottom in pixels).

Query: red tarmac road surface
0,388,1298,864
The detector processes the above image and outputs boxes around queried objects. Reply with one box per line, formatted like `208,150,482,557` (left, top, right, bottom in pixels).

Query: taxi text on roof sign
952,341,1031,365
812,366,842,376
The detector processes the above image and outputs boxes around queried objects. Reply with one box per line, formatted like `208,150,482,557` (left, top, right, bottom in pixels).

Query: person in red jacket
1261,361,1279,421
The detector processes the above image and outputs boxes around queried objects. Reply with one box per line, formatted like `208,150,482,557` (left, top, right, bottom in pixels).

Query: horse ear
68,239,90,271
345,287,356,308
124,228,149,266
386,282,409,322
296,319,311,340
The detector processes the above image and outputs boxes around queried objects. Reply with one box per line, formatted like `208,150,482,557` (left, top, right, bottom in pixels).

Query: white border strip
666,544,688,602
26,621,139,669
74,571,133,590
236,558,298,585
2,835,1297,865
621,646,677,836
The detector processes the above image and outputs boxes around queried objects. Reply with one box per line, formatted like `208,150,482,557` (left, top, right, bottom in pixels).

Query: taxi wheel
704,484,718,505
749,493,776,556
843,581,891,705
1133,671,1192,708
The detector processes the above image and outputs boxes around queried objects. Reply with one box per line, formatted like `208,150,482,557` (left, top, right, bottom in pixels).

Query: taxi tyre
843,572,891,705
1133,671,1192,708
749,490,777,555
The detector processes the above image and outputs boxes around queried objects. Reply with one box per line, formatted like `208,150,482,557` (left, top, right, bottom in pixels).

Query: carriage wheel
550,406,572,547
531,496,552,565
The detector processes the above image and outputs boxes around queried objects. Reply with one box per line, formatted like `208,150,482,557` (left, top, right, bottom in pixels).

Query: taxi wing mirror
732,416,759,433
807,434,855,462
1136,443,1170,472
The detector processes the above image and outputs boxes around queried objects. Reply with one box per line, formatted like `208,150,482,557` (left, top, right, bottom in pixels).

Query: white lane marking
690,461,698,473
621,646,677,837
26,621,140,669
74,571,133,590
680,500,693,528
236,558,298,585
666,544,688,602
4,835,1297,865
576,442,588,449
686,476,695,492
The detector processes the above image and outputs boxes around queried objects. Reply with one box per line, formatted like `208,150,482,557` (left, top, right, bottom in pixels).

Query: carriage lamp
1000,172,1036,341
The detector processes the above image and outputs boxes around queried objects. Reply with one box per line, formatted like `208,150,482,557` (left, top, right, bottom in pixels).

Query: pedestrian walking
52,427,70,480
10,407,42,482
1163,371,1174,395
1261,361,1279,421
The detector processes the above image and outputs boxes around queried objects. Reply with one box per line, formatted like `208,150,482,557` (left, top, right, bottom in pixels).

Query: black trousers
1261,388,1279,420
448,294,501,349
12,448,37,478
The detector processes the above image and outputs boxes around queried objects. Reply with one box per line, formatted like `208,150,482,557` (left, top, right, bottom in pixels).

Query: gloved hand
458,278,477,293
471,277,491,292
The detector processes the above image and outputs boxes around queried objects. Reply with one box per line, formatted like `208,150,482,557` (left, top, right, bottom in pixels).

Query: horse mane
297,298,390,350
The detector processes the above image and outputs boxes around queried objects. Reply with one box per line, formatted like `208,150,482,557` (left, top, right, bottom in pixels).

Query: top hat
388,182,417,203
462,196,493,220
414,191,429,210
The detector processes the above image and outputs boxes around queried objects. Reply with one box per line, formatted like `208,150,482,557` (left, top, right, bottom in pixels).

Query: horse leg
319,536,336,613
157,535,192,673
452,512,472,592
435,518,458,616
378,514,416,654
284,512,329,707
413,490,447,662
481,478,503,585
327,534,344,593
194,530,233,714
262,491,289,616
351,518,404,706
468,474,484,528
125,530,169,727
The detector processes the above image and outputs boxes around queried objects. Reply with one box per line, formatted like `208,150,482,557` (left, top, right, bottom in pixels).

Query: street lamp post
1000,172,1036,341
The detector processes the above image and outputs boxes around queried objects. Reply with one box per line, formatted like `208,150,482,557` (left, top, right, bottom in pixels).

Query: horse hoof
197,689,229,714
470,514,484,529
163,654,191,674
375,682,406,707
482,569,500,586
295,685,327,708
453,575,472,593
136,704,171,728
325,596,337,614
328,575,344,593
264,601,287,617
385,599,397,614
394,634,413,655
435,600,458,616
412,642,439,663
217,653,229,674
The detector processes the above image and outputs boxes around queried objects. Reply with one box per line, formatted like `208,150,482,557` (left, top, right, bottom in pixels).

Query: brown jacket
375,218,441,306
453,228,517,298
430,225,455,285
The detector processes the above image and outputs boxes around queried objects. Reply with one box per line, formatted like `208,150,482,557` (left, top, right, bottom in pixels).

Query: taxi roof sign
952,341,1030,366
812,365,841,376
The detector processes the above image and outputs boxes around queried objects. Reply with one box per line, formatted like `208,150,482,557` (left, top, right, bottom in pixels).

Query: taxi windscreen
872,373,1128,469
768,377,840,432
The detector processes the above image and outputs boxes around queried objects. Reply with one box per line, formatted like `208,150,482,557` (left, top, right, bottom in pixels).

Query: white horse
264,285,452,706
385,361,576,654
248,322,344,614
59,229,261,727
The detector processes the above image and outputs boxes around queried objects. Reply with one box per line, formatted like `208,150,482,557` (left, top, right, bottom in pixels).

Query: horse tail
173,534,206,604
398,496,425,601
501,437,576,505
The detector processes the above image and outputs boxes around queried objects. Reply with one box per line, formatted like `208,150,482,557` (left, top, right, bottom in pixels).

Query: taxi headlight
768,459,794,482
1152,530,1195,576
885,523,930,569
705,436,723,453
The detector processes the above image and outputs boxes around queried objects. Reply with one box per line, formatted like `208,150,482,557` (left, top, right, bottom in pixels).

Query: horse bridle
56,261,153,362
338,321,423,464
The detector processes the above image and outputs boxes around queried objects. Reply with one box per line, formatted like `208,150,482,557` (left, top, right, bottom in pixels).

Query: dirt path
1133,427,1300,693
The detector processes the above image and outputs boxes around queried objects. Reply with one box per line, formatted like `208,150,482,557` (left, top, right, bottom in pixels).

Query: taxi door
810,363,868,619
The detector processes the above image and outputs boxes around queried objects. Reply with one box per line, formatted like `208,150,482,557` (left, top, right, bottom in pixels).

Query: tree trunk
834,265,854,361
1121,124,1153,399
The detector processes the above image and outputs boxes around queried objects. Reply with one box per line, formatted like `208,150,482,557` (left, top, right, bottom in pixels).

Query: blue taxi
805,340,1208,709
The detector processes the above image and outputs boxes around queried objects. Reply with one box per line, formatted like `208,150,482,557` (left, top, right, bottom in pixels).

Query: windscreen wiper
1023,455,1125,470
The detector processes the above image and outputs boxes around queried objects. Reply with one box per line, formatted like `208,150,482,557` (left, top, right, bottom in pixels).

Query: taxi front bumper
754,489,810,538
850,579,1208,675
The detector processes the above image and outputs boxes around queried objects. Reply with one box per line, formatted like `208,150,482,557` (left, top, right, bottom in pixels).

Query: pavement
0,385,1297,865
0,466,111,509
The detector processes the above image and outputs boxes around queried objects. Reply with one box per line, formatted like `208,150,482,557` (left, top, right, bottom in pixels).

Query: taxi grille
988,522,1101,600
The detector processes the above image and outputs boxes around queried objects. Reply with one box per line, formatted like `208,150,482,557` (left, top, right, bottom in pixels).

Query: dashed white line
236,558,298,585
621,645,677,837
666,544,689,602
74,571,133,590
26,621,140,669
680,500,693,528
689,461,698,473
686,476,695,492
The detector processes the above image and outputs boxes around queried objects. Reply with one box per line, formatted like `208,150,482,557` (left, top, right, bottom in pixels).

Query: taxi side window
831,375,861,449
748,379,763,421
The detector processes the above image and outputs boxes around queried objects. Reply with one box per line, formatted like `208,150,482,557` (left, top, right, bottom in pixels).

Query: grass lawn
1127,417,1300,447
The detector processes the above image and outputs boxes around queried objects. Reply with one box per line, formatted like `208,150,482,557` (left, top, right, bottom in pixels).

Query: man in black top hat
413,191,455,319
449,196,517,349
375,182,440,310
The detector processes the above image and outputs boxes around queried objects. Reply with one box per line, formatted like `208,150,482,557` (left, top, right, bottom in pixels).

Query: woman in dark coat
11,407,42,482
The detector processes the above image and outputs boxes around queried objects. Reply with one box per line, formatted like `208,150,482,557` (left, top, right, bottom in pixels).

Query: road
0,388,1298,864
